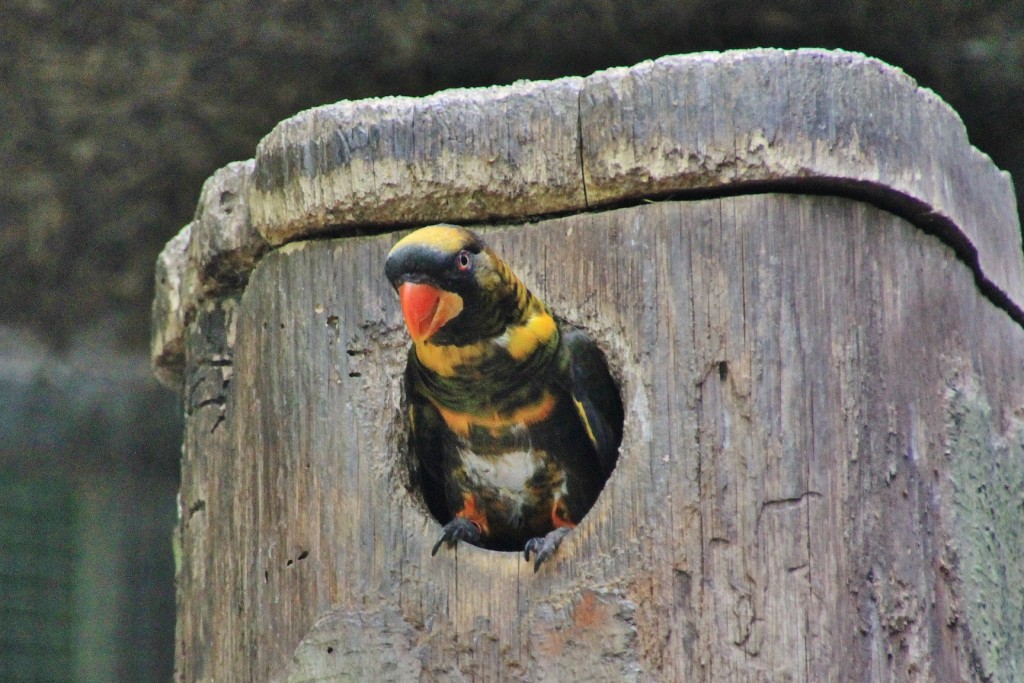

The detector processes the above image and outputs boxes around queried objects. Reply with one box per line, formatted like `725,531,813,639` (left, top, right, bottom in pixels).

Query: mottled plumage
385,225,623,569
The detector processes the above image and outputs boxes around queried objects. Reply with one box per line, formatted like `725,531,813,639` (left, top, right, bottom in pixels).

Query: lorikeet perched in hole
385,225,623,570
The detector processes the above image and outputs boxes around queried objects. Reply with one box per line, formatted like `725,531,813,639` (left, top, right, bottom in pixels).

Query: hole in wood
387,225,624,559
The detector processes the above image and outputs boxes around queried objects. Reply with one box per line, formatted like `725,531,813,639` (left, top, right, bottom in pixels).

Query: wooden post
153,49,1024,681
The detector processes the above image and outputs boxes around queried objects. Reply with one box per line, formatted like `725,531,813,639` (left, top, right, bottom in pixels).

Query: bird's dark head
385,225,525,345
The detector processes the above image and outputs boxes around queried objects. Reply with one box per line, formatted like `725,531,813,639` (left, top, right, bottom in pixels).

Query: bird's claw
431,517,482,556
523,526,573,572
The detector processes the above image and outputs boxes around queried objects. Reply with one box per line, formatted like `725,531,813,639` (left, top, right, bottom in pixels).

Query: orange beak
398,282,464,342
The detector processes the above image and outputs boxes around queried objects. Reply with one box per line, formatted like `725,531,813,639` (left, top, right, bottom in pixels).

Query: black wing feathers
558,324,624,477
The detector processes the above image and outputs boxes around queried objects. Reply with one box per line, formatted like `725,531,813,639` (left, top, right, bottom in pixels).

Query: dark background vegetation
2,2,1021,679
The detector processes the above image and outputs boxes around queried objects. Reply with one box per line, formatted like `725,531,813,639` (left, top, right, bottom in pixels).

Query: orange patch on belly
550,498,576,529
435,391,557,438
456,492,490,535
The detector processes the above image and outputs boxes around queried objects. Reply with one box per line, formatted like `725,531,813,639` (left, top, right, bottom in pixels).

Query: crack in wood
755,491,823,535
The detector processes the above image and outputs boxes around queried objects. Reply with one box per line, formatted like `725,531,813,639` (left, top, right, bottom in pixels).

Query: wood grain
159,49,1024,681
188,159,267,299
155,49,1024,392
176,293,241,682
579,50,1024,313
151,223,190,390
153,160,266,390
173,196,1023,681
242,49,1023,317
248,78,586,245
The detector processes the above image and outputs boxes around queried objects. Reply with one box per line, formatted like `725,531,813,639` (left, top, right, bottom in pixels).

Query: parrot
385,224,623,570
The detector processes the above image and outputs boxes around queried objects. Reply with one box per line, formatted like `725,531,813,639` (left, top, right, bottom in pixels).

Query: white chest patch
459,446,541,492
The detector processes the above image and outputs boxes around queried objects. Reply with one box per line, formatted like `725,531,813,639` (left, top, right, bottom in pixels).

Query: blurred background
1,1,1022,680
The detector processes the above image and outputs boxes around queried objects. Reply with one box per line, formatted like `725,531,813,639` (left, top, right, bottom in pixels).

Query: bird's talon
431,517,482,556
523,537,541,563
523,526,572,572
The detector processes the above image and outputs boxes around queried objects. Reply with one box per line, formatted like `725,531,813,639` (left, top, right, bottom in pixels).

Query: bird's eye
456,250,472,272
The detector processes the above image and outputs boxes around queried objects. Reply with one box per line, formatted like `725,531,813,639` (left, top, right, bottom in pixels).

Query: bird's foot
431,517,482,556
523,526,573,572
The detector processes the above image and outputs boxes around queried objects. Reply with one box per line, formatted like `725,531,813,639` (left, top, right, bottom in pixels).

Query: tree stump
152,49,1024,682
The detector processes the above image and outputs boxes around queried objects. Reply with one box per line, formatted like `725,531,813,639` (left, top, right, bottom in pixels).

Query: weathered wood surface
154,49,1024,393
180,196,1020,681
249,78,585,244
152,159,266,391
151,224,191,389
187,159,267,300
175,293,240,682
154,49,1024,682
247,48,1024,316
